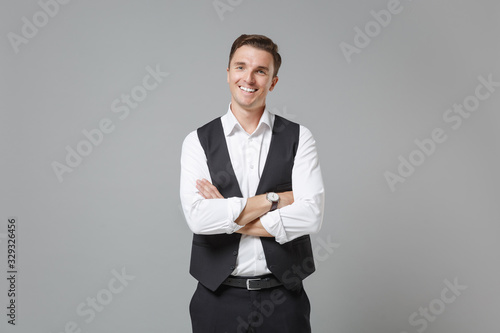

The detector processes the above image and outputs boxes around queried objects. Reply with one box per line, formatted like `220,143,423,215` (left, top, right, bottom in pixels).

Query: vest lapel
200,118,243,198
206,116,289,198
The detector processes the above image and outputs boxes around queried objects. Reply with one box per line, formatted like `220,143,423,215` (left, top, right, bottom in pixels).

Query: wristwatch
266,192,280,211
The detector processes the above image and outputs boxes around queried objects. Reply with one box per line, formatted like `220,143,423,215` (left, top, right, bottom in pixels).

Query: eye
257,70,267,75
236,66,243,70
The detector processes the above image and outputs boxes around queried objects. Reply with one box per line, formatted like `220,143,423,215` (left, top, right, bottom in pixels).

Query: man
180,34,325,332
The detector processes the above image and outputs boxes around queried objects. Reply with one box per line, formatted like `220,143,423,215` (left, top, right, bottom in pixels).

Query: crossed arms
195,178,294,237
180,125,325,244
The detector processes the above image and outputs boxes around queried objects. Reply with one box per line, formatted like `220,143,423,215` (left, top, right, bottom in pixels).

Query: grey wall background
1,0,499,332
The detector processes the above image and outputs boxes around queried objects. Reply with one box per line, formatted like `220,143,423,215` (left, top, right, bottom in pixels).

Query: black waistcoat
190,115,315,291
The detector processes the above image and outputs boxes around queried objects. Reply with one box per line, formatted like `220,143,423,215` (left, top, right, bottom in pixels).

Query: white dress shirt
180,105,325,277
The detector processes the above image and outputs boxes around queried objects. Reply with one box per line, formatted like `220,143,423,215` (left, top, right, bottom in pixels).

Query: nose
244,71,255,84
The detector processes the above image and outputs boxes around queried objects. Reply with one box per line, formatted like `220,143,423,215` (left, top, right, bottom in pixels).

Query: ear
269,76,279,91
227,68,230,83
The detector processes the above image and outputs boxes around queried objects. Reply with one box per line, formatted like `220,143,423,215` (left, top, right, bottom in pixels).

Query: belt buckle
246,278,261,290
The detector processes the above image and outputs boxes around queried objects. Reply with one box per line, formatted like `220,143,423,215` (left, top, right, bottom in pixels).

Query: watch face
268,192,279,201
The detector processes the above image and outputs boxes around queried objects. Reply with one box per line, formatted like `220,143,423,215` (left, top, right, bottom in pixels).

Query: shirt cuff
260,210,288,244
226,197,247,234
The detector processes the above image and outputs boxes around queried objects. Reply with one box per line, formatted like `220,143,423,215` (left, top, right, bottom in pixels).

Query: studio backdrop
1,0,499,332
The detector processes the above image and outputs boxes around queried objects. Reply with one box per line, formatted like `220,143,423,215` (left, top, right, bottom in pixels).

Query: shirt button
233,251,238,256
230,265,235,270
249,165,254,169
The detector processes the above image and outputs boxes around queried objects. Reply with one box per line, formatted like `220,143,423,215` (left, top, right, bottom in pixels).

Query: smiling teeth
240,86,257,92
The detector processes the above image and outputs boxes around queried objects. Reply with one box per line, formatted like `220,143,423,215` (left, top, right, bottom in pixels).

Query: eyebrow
233,62,270,71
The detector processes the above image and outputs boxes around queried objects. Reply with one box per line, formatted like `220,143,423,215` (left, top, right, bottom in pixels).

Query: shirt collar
222,103,274,137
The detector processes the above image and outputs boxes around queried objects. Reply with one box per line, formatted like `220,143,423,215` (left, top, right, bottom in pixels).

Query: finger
200,179,224,199
196,179,211,198
195,182,208,199
206,184,224,199
196,179,223,199
196,181,214,199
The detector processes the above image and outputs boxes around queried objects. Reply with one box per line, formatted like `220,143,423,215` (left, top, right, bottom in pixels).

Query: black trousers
189,281,311,333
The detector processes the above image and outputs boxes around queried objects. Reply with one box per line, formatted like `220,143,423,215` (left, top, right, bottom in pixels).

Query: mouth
239,86,258,93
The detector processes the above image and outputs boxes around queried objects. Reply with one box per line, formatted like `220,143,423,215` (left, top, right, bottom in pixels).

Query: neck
230,104,265,134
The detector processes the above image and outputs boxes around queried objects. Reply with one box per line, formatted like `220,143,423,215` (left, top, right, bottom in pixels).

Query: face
227,45,278,114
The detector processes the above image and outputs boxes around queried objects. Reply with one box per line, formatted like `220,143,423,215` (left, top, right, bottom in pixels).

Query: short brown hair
228,34,282,77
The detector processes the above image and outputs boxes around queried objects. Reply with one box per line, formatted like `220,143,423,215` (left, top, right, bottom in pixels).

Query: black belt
222,275,282,290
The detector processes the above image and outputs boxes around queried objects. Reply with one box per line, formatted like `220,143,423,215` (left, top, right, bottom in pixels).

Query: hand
236,218,273,237
196,179,224,199
277,191,294,209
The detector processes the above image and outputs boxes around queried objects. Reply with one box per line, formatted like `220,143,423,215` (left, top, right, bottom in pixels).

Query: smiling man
180,34,325,332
